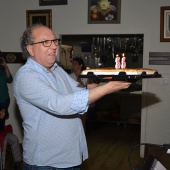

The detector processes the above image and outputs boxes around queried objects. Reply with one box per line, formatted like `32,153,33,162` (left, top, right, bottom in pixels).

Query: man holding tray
13,24,131,170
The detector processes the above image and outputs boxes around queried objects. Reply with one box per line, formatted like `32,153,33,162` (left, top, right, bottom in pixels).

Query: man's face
27,26,59,68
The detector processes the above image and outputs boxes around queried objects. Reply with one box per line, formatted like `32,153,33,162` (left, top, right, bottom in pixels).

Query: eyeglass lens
43,39,60,47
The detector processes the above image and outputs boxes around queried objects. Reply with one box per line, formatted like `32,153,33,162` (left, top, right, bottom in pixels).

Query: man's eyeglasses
30,38,61,47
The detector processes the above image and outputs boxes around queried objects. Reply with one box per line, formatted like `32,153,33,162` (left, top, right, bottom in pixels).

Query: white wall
0,0,170,155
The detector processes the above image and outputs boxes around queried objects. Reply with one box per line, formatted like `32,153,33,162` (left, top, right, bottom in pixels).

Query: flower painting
88,0,121,24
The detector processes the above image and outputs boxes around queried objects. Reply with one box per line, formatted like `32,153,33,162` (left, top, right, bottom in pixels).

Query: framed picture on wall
0,52,26,63
26,9,52,29
88,0,121,24
39,0,67,6
160,6,170,42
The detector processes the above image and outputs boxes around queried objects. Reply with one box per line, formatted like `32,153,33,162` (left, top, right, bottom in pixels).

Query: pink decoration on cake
115,54,121,69
121,53,126,69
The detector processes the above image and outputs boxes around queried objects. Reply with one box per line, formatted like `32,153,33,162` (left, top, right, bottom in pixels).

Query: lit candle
121,53,126,69
115,54,120,69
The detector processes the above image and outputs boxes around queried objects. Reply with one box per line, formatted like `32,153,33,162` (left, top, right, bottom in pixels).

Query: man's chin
49,61,56,67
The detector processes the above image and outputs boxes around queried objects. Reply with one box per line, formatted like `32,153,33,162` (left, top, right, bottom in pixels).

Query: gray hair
20,24,48,59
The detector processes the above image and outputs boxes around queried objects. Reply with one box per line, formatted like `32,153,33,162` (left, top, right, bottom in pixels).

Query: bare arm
87,81,131,104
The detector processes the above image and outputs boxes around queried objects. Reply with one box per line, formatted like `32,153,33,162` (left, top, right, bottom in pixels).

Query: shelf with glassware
61,34,144,71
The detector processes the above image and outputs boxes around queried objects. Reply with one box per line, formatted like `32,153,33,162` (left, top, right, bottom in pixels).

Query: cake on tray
81,68,158,76
80,67,161,80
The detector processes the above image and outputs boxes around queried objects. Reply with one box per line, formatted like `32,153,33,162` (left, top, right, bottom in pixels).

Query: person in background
69,57,89,131
0,55,22,169
0,107,23,170
13,24,131,170
70,57,87,87
0,57,13,117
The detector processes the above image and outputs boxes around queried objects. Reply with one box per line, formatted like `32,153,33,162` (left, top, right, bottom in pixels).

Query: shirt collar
27,58,58,73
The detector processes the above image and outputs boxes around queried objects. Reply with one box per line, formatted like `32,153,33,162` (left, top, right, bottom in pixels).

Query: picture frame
26,9,52,29
0,52,26,64
160,6,170,42
39,0,67,6
88,0,121,24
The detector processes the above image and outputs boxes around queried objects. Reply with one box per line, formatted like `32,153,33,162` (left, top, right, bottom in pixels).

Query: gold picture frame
88,0,121,24
0,52,26,63
26,9,52,29
160,6,170,42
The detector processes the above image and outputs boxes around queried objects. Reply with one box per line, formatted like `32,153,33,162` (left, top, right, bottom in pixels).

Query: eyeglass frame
29,38,61,47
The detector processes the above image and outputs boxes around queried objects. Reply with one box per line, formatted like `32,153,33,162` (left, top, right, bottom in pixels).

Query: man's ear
27,45,34,57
